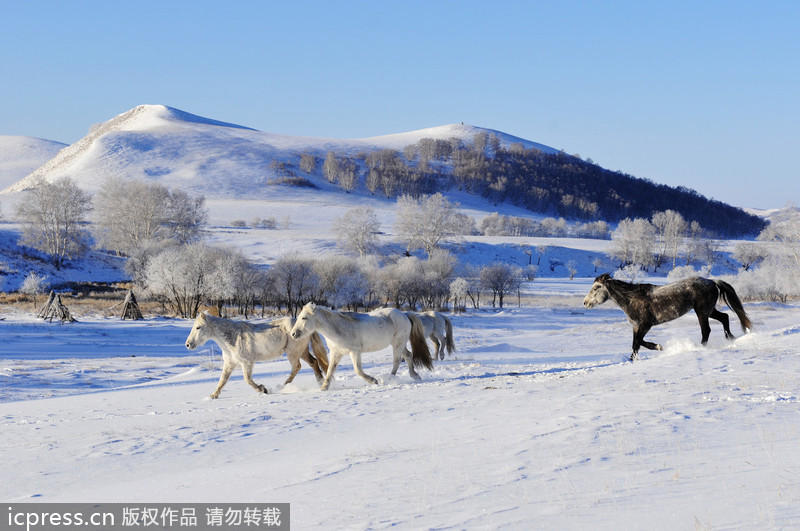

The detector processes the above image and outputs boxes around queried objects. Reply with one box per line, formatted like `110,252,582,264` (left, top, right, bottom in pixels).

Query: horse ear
307,302,317,312
596,273,611,283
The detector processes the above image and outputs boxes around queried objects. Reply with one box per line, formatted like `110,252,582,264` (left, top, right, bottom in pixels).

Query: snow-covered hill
0,135,67,190
1,104,557,198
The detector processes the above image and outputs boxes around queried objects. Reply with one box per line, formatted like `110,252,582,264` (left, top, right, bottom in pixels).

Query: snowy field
2,279,800,529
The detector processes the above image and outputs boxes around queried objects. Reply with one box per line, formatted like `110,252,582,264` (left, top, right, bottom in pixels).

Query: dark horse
583,274,752,361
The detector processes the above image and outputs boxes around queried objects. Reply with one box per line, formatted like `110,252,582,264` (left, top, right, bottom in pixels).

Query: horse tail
309,332,329,374
406,312,434,371
443,315,456,355
716,280,752,332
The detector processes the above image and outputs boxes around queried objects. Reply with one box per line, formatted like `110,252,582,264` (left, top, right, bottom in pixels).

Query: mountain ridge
1,104,559,196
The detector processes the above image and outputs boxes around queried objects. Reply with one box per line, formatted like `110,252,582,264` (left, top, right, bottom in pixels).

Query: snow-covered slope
0,136,67,189
1,105,559,197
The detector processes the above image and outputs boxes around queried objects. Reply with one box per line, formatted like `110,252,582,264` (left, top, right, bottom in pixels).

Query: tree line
9,176,799,312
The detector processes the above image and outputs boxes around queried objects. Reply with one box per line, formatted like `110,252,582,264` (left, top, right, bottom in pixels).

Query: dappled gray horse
583,274,751,360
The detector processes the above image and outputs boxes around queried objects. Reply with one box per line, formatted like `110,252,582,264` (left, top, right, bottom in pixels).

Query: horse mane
311,305,364,340
597,274,655,299
313,305,363,324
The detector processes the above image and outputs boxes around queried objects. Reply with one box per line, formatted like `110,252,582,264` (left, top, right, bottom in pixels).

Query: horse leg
284,350,302,384
710,309,734,340
321,350,344,391
697,313,713,345
349,351,379,385
432,335,443,361
391,348,402,375
299,347,325,383
631,325,660,361
399,345,422,381
241,362,268,394
210,358,236,399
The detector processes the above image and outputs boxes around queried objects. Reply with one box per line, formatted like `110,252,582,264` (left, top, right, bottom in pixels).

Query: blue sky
2,0,798,210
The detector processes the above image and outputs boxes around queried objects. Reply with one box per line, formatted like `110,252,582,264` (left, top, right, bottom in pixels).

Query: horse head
185,312,211,350
290,302,317,340
583,274,611,309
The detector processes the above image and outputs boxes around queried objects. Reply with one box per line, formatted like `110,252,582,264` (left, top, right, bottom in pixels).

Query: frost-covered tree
323,151,340,184
16,177,92,269
609,218,655,269
333,206,380,257
205,247,261,317
314,256,369,310
299,153,318,174
651,210,687,269
20,271,48,308
380,256,426,308
337,157,358,192
395,193,462,257
449,277,468,312
93,178,207,257
142,242,255,318
757,213,800,276
422,249,456,308
741,212,800,301
667,265,699,282
142,242,211,318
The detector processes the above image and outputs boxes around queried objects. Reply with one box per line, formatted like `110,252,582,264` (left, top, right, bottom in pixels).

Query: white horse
406,311,455,361
289,303,433,390
185,312,329,398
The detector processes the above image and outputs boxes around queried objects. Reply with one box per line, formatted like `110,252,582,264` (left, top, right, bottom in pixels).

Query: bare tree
16,177,92,269
395,193,463,257
480,263,522,308
333,207,380,257
269,254,319,317
732,241,766,271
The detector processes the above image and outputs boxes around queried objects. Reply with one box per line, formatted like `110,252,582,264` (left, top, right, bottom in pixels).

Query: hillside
0,104,764,237
0,136,67,189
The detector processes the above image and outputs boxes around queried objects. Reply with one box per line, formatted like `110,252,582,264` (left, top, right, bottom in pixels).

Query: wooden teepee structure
38,291,76,323
120,290,143,320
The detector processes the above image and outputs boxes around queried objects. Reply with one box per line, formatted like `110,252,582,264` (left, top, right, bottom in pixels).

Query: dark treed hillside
325,133,766,238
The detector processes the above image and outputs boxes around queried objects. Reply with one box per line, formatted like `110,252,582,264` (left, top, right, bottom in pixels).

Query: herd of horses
185,274,752,398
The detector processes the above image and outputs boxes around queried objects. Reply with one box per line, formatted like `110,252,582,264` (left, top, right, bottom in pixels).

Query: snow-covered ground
2,282,799,529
